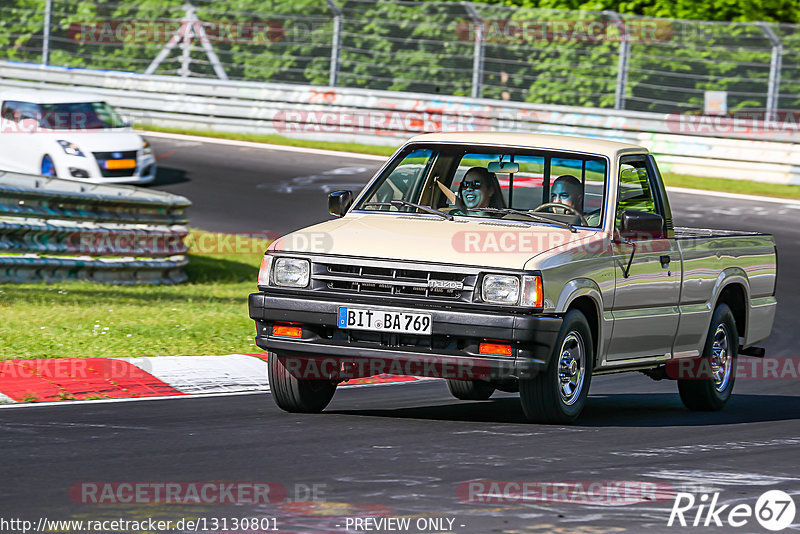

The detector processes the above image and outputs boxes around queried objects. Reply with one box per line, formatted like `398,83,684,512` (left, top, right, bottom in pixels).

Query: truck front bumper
249,292,563,381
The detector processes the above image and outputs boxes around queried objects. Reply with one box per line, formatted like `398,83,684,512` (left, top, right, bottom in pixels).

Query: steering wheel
533,202,588,226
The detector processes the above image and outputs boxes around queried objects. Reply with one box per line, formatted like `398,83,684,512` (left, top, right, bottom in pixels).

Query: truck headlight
272,257,310,288
57,140,85,157
482,274,520,304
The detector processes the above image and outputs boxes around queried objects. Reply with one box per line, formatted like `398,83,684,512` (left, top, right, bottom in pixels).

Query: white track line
142,130,800,204
139,130,387,161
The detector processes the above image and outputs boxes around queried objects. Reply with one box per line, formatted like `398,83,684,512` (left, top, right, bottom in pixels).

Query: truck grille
311,260,477,302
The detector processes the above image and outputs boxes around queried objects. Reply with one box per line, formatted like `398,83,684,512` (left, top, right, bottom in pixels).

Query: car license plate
337,307,432,335
103,159,136,170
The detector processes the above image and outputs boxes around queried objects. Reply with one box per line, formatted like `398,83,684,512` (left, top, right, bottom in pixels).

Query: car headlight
57,140,85,157
272,257,310,288
142,139,152,156
482,274,520,304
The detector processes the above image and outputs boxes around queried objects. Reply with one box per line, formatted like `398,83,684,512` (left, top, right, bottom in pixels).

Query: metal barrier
1,61,800,185
0,169,190,284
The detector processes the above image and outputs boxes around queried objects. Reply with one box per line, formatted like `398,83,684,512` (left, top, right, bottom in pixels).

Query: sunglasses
461,180,483,189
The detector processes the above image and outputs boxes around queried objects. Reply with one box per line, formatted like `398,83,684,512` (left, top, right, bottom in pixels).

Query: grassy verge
139,124,800,200
0,231,268,360
661,172,800,199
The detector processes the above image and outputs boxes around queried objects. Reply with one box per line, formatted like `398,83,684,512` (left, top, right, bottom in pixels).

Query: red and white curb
0,354,424,404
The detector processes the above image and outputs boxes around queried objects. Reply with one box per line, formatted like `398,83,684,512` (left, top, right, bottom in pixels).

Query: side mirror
328,190,353,217
620,210,664,240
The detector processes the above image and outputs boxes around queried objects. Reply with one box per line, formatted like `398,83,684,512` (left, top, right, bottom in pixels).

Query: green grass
0,231,269,360
661,172,800,199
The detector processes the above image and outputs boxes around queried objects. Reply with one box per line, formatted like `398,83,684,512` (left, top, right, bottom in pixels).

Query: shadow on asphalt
152,166,189,186
327,393,800,427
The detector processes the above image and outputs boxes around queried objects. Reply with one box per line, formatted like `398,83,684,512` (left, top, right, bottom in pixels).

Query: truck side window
616,160,657,228
366,148,433,204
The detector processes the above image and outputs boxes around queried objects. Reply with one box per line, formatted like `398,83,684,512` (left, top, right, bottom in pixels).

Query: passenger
456,167,504,212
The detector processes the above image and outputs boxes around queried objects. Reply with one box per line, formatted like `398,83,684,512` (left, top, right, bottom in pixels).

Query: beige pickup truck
249,133,777,423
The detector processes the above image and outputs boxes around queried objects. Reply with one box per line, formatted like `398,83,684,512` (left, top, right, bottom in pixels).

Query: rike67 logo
668,490,796,531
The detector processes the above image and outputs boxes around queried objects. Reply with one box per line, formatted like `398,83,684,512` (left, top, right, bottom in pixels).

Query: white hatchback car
0,90,156,184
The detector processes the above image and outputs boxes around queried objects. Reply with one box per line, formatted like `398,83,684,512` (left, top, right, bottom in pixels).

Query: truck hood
269,213,601,270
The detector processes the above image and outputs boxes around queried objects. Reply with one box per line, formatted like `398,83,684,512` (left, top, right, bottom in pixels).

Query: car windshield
37,101,127,130
354,144,608,228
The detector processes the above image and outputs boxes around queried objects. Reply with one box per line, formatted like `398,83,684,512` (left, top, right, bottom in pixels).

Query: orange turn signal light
479,342,512,356
272,325,303,338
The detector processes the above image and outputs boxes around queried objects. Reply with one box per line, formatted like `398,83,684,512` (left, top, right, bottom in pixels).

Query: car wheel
41,155,56,177
678,303,737,411
519,310,593,424
267,353,337,413
446,379,495,400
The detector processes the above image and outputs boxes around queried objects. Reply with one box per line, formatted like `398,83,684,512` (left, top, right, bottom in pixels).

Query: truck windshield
354,145,608,228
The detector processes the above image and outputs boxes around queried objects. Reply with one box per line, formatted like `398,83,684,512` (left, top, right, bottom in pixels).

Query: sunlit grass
0,231,268,360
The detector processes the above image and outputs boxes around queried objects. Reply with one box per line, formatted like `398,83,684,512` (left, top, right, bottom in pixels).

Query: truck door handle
660,255,671,268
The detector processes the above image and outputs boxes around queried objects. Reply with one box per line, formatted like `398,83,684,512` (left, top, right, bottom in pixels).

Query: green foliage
2,0,798,113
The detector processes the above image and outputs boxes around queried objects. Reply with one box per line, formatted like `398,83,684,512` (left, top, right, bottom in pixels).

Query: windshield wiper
477,207,577,233
362,201,454,221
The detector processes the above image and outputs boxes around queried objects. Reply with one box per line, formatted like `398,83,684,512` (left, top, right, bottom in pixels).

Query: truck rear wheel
519,310,593,424
446,379,495,400
267,353,337,413
678,303,737,411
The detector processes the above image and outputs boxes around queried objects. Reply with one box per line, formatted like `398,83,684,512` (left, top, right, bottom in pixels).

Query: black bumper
249,292,562,380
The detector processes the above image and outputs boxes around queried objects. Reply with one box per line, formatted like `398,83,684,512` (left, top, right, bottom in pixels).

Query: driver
550,175,584,215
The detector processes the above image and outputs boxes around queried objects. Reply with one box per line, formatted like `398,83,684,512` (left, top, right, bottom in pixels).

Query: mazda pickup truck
249,132,777,423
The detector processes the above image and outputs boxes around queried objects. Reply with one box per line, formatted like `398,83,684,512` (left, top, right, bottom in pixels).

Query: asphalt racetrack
2,134,798,533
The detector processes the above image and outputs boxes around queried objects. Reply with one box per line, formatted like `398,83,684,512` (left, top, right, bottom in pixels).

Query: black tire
267,353,337,413
678,303,737,411
519,310,593,424
446,379,495,400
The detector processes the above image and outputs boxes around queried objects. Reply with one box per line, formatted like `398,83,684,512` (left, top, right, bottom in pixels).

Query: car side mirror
328,190,353,217
620,210,664,240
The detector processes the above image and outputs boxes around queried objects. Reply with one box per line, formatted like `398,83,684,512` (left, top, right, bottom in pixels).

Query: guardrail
0,169,190,284
2,61,800,185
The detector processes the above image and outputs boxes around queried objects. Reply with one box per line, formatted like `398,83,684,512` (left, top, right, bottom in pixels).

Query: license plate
337,307,432,335
103,159,136,170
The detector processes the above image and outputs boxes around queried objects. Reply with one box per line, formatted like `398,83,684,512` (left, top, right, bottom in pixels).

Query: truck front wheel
678,303,737,411
267,353,337,413
446,379,495,400
519,310,593,424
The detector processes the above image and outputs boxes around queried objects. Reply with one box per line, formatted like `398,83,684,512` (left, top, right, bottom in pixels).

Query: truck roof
0,89,104,104
406,132,648,158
